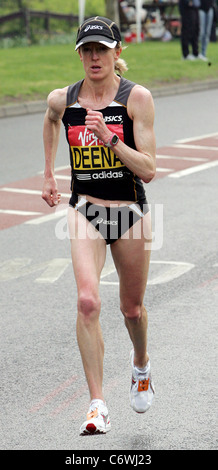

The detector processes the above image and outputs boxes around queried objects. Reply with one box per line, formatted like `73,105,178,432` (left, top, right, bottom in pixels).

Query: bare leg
124,305,149,368
111,212,152,368
68,207,107,401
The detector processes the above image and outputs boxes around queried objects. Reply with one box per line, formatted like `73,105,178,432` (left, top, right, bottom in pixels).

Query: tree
105,0,120,27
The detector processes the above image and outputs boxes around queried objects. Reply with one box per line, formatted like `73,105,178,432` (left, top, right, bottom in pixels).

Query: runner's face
79,42,119,79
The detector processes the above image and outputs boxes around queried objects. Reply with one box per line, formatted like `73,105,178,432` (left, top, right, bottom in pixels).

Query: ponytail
115,42,128,75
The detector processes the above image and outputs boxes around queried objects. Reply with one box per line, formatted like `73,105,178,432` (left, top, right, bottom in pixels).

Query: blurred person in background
198,0,214,60
179,0,200,59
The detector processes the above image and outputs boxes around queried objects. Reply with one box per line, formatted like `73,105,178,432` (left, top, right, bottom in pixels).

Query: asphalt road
0,89,217,455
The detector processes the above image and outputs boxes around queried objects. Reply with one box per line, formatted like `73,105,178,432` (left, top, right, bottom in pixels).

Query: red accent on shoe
86,423,97,433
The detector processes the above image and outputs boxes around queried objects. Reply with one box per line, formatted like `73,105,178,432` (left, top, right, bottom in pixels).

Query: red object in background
124,31,145,43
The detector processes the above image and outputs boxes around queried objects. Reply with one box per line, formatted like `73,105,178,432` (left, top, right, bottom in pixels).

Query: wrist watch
104,133,119,148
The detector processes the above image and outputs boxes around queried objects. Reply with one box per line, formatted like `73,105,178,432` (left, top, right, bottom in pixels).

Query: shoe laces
134,360,150,379
88,399,108,416
133,362,151,392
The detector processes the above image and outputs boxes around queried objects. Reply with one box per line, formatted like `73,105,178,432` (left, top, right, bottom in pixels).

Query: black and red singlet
62,76,147,205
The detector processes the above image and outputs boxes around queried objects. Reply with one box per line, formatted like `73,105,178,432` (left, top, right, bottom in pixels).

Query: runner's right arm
42,87,67,207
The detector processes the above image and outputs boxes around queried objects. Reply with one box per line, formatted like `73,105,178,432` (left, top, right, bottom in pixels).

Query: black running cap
75,16,121,51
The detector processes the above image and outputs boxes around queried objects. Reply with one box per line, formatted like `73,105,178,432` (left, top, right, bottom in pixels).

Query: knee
77,290,101,321
120,303,143,323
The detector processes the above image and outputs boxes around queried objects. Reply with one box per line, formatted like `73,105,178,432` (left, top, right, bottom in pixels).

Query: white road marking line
55,175,71,181
168,160,218,178
156,167,173,172
100,264,116,278
0,209,43,216
157,154,207,162
35,258,72,283
0,258,197,284
0,187,70,198
25,209,67,224
147,261,195,285
100,281,119,285
100,261,195,286
176,132,218,143
0,257,72,282
172,144,218,151
38,165,70,174
54,165,71,172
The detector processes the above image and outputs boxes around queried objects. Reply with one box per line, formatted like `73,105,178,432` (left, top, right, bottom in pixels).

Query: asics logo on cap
84,25,103,32
75,16,121,51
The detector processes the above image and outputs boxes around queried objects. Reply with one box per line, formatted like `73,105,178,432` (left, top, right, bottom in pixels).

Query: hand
85,109,111,144
42,175,61,207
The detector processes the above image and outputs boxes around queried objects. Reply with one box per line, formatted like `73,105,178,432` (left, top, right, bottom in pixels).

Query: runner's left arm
85,85,156,183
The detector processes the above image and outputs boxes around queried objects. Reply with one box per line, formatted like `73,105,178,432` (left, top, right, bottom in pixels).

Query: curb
0,79,218,119
0,99,47,119
150,78,218,98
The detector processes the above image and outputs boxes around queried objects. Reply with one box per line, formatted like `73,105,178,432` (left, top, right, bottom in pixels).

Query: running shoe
130,349,155,413
183,54,196,61
198,53,208,62
80,399,111,435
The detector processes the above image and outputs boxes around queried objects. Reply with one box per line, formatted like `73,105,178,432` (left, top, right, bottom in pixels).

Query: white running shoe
130,349,155,413
183,54,196,61
80,399,111,435
198,53,208,61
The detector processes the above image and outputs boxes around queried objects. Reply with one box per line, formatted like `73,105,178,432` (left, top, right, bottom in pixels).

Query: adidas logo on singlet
76,171,124,180
92,171,123,179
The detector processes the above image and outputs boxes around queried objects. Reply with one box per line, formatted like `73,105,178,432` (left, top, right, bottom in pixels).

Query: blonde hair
115,42,128,75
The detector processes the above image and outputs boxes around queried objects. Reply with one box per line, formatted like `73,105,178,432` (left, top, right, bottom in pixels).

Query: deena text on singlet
71,145,124,171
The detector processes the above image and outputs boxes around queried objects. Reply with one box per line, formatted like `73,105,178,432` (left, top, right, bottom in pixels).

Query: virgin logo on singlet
77,127,103,147
68,125,123,147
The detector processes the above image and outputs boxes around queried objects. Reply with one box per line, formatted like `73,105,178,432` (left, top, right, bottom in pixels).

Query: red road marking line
28,375,78,413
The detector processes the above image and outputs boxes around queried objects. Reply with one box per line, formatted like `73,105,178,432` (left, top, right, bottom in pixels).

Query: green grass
122,41,218,86
0,40,217,105
0,0,106,44
0,0,105,16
